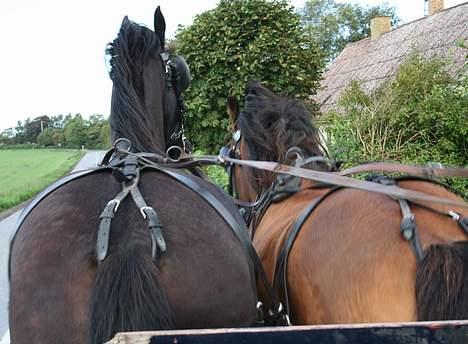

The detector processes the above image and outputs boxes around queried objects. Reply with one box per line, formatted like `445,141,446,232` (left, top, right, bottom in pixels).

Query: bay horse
9,8,257,344
225,81,468,325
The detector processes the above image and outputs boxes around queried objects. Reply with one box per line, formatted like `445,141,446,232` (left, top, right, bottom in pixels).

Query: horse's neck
143,60,167,152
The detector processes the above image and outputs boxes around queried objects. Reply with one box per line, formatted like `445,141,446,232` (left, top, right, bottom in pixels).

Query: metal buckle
140,206,152,219
166,145,184,162
107,199,120,212
268,303,291,326
449,210,460,221
113,138,132,152
233,129,241,142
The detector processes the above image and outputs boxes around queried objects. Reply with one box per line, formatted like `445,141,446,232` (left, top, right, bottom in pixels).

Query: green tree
99,120,111,149
301,0,399,62
85,114,107,148
177,0,323,152
64,114,88,148
23,116,50,143
37,128,56,146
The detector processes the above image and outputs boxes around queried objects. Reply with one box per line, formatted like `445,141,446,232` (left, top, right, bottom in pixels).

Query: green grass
0,149,85,212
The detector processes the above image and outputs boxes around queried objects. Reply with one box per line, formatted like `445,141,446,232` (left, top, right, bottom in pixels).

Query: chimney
429,0,444,15
370,16,391,40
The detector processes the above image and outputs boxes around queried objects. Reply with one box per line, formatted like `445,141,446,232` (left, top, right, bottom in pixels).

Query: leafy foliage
301,0,399,62
2,114,110,149
177,0,323,152
321,54,468,193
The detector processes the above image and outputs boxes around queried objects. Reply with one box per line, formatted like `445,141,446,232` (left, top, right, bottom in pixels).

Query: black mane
237,81,326,190
106,17,164,153
239,81,324,163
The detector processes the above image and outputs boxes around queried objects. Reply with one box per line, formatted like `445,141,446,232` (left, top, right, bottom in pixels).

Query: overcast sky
0,0,465,131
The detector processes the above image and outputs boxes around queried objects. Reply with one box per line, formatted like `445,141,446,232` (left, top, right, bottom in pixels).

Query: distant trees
301,0,399,63
1,114,111,149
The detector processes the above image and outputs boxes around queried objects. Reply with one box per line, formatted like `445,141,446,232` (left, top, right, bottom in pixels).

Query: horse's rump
253,178,468,324
10,169,256,343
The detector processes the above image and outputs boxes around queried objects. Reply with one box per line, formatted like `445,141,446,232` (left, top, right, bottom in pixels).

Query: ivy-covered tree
301,0,399,63
177,0,323,152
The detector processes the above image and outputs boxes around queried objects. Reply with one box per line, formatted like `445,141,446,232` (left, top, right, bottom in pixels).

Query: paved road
0,150,105,343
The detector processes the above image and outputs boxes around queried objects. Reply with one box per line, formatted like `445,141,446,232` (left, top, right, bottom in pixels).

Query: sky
0,0,465,132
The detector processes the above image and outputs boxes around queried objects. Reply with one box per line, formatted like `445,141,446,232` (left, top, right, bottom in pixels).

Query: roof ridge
338,2,467,55
315,2,467,113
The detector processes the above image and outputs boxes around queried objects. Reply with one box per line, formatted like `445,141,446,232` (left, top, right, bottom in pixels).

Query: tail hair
89,249,174,344
416,241,468,320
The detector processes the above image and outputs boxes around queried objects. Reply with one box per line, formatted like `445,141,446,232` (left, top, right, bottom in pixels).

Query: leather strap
221,157,468,208
273,187,341,316
130,185,167,258
340,162,468,178
97,186,132,262
399,199,425,261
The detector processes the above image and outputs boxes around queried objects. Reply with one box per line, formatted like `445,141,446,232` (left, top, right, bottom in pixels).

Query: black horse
9,7,256,344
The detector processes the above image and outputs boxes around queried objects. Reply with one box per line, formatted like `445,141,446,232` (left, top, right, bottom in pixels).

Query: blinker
233,130,241,142
219,145,232,159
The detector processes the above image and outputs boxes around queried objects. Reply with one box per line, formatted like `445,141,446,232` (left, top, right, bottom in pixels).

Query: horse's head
224,81,325,202
107,6,191,156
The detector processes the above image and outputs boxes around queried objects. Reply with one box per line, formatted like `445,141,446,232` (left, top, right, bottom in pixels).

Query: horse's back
10,170,256,343
253,179,468,325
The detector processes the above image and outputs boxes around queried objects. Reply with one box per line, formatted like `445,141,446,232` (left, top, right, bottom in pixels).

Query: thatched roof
315,2,468,113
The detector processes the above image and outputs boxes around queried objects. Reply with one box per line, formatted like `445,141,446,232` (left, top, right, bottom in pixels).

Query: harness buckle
107,199,121,212
255,301,264,325
400,214,415,240
140,206,152,219
448,210,460,221
268,303,291,326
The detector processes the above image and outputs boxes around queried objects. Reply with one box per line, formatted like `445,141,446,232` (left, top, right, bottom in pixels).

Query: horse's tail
416,241,468,320
89,249,174,344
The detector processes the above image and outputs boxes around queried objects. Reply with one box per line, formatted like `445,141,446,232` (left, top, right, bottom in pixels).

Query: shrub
321,54,467,193
177,0,323,153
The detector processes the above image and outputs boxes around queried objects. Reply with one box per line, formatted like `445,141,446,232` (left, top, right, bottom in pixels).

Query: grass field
0,149,85,212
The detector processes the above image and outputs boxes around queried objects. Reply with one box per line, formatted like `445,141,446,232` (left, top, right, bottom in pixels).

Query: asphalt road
0,150,105,343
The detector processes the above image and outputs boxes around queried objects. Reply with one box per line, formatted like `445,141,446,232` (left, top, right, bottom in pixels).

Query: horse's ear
227,96,239,125
154,6,166,49
121,16,130,29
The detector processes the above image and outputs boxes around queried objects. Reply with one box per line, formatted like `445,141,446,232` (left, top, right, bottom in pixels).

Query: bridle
220,129,269,227
220,129,242,196
160,50,192,157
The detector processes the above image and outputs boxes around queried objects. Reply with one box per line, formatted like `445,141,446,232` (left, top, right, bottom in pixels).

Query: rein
219,156,468,209
339,162,468,178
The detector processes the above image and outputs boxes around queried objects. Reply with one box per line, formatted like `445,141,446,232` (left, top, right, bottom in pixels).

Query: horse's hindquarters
9,171,257,344
254,182,468,325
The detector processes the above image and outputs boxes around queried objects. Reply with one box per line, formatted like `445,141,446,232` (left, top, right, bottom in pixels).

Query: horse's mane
106,17,164,153
237,81,326,191
238,81,324,164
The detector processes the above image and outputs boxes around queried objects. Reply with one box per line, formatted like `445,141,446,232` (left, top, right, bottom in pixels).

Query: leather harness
220,132,468,322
